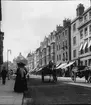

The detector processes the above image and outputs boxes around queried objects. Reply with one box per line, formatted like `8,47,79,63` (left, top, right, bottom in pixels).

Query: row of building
0,0,4,73
27,3,91,72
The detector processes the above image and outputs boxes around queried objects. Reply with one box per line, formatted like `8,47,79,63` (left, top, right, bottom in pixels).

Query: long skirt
14,77,28,93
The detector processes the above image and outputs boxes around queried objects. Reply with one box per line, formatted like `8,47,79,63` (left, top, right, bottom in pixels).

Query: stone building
78,4,91,66
0,0,4,73
55,19,71,66
71,4,85,66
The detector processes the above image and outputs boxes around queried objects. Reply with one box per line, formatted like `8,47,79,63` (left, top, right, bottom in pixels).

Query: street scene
1,0,91,105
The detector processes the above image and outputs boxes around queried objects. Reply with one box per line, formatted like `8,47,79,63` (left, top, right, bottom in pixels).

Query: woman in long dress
14,62,28,93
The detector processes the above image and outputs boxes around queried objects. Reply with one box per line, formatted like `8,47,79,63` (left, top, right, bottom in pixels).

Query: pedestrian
14,62,28,93
1,66,7,85
53,64,57,82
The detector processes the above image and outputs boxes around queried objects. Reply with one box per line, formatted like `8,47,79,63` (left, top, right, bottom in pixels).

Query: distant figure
14,62,28,93
1,66,7,85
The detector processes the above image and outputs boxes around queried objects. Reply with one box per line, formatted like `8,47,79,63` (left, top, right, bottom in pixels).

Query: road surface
23,75,91,105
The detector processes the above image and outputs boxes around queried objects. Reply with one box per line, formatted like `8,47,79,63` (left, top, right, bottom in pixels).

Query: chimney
76,3,85,16
63,19,71,27
56,25,63,32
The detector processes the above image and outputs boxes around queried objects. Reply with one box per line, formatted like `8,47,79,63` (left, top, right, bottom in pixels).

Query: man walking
1,66,7,85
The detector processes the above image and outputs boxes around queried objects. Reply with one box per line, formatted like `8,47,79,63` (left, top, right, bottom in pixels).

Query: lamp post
7,49,11,80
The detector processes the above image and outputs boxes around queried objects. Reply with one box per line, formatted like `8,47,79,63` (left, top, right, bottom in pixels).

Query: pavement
0,78,23,105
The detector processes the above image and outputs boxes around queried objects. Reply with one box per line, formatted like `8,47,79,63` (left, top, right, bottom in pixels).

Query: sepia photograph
0,0,91,104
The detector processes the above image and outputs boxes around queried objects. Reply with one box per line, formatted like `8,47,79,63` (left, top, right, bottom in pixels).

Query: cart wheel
87,75,91,83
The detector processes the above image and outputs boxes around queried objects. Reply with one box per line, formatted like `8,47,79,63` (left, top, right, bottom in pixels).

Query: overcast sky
1,0,90,62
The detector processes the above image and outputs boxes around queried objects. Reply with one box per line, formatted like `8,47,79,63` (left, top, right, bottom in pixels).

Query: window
84,39,88,53
89,11,91,19
85,60,87,66
63,53,65,61
88,59,91,66
59,44,60,50
84,14,88,22
66,52,68,60
53,44,55,50
57,45,58,51
59,54,61,60
73,23,76,32
84,27,88,36
80,30,83,39
73,36,76,45
65,40,67,48
73,49,76,58
63,41,65,50
59,35,60,39
80,61,83,66
89,25,91,34
65,30,67,36
63,32,64,36
57,55,58,61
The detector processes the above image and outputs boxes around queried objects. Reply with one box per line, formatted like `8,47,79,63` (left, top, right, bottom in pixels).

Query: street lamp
7,49,11,80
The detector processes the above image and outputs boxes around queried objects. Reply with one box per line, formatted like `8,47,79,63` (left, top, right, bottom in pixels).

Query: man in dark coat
1,66,7,85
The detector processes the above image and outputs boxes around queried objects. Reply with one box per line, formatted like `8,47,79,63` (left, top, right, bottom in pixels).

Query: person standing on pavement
1,66,7,85
14,62,28,93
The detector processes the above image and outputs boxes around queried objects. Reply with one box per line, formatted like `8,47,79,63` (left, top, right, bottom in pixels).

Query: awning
88,40,91,48
56,63,62,68
62,61,75,69
79,43,83,51
36,67,42,72
56,63,67,69
83,42,88,50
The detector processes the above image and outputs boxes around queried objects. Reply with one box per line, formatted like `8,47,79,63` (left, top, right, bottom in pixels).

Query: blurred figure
14,62,28,93
1,66,7,85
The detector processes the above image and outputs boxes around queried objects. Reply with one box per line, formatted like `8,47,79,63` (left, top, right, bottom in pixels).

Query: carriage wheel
87,75,91,83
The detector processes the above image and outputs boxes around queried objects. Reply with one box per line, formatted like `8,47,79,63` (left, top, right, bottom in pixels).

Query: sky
1,0,90,62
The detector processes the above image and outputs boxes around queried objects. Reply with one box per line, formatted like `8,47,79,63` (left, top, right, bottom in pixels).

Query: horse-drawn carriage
36,61,57,83
71,65,91,83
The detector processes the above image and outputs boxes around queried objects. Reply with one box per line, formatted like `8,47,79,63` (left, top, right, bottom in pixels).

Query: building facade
0,0,4,73
78,5,91,66
55,19,71,66
71,4,85,65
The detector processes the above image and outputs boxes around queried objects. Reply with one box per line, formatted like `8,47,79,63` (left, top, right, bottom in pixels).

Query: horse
41,65,57,83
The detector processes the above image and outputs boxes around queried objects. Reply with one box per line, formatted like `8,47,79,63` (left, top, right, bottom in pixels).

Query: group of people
0,62,28,93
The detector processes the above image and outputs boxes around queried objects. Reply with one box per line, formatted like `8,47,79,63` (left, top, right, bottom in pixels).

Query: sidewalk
0,78,23,105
